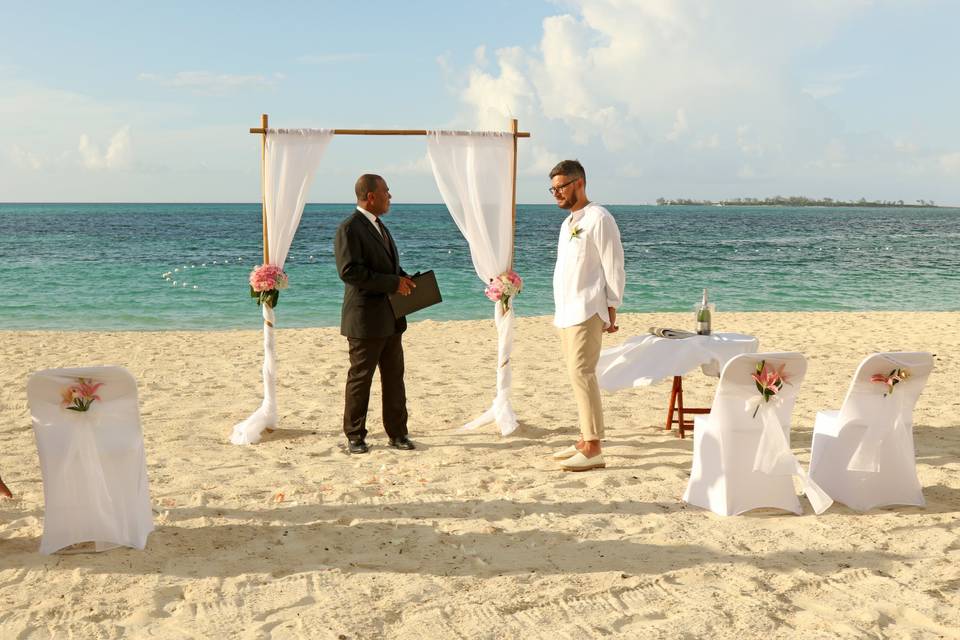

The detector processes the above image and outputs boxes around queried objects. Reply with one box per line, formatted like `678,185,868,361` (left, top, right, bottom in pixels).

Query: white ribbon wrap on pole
461,302,518,436
426,131,518,436
231,129,332,445
749,398,833,514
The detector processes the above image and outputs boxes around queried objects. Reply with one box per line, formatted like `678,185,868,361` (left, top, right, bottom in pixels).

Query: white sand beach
1,311,958,638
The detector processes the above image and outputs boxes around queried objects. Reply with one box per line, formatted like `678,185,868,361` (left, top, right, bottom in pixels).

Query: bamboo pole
249,127,530,137
509,118,519,271
259,113,269,265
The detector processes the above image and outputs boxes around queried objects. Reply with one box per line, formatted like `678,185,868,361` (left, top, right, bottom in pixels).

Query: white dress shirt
356,206,384,236
553,202,626,329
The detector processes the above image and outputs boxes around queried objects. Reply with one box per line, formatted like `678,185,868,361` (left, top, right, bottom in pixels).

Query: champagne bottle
696,288,711,335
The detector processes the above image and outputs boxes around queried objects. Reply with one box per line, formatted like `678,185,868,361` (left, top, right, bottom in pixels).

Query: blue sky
2,0,959,205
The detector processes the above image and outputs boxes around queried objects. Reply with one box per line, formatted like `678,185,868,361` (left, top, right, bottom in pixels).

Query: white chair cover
683,352,833,516
598,332,759,391
231,128,332,445
426,130,518,436
808,352,934,511
28,366,153,555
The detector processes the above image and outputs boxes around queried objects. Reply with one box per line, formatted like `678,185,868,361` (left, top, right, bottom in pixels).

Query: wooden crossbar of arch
249,113,530,269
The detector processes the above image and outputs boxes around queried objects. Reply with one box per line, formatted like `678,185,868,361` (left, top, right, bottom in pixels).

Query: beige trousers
559,314,605,442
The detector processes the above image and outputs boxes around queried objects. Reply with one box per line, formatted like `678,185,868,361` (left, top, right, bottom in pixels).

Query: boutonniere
569,224,582,240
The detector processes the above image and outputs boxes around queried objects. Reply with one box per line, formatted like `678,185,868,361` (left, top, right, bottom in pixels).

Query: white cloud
802,66,871,99
666,109,689,141
939,152,960,175
736,125,765,158
78,126,132,170
693,134,720,150
382,153,432,176
461,46,534,130
522,143,564,177
473,46,487,67
450,0,914,202
9,145,45,170
138,71,276,93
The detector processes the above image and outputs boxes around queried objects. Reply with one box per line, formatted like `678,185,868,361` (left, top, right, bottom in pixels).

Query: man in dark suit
334,174,416,454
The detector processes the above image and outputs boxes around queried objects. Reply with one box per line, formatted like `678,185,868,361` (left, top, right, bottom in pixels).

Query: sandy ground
1,311,958,639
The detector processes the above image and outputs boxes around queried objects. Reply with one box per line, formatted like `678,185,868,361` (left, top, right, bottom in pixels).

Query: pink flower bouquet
484,270,523,312
249,264,289,308
871,368,910,396
750,360,789,417
61,378,104,412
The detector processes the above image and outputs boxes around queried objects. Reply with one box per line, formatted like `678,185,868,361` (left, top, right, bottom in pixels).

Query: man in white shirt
549,160,625,471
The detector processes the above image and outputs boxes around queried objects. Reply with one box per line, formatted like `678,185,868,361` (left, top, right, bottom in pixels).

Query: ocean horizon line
4,201,959,209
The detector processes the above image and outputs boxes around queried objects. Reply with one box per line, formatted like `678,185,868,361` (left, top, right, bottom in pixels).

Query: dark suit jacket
334,210,408,338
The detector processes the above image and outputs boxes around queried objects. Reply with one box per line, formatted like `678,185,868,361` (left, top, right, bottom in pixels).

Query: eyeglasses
549,178,579,196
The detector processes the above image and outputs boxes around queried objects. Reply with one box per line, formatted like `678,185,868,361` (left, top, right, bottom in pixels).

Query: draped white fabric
230,129,332,445
460,302,517,435
809,352,933,511
683,353,833,516
426,131,518,435
28,366,154,554
750,400,834,515
598,332,759,390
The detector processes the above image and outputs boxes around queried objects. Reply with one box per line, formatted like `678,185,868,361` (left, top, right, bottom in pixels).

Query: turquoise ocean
2,203,958,331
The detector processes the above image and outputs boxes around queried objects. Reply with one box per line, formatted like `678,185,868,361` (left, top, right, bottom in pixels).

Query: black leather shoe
388,436,415,450
347,439,369,454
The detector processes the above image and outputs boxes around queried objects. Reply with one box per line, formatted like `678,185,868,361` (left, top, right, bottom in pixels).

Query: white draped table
597,332,759,438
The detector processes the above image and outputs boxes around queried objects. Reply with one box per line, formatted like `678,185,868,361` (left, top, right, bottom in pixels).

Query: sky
1,0,959,205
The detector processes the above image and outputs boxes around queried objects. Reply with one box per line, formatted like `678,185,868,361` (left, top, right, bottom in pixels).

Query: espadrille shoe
551,444,579,460
559,452,606,472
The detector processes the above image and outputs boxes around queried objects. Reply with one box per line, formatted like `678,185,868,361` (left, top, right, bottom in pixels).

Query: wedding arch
230,114,531,445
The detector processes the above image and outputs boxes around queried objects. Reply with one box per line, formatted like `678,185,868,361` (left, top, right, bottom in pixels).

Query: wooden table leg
665,376,680,432
665,375,710,439
676,376,687,438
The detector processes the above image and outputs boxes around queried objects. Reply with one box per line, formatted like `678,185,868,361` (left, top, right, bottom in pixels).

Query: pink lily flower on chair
871,368,910,395
62,377,104,412
752,362,789,397
73,379,104,401
749,360,790,417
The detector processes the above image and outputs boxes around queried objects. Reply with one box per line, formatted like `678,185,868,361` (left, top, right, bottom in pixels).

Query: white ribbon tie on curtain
230,129,332,445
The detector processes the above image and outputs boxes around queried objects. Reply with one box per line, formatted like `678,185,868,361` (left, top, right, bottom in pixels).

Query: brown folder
388,270,442,319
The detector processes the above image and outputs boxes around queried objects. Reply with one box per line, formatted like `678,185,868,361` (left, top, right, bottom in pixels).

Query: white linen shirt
553,202,626,329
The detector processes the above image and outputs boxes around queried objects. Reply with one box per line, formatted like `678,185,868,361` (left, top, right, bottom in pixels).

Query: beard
554,195,575,210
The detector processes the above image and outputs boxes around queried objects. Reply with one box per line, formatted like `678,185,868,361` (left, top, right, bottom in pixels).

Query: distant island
655,196,940,208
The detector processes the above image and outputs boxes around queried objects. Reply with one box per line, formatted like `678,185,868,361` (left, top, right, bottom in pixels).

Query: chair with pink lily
27,366,154,554
683,352,833,516
808,352,934,512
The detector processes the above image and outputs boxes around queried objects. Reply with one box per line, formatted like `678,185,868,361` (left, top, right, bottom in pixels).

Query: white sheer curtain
426,131,518,436
231,129,333,445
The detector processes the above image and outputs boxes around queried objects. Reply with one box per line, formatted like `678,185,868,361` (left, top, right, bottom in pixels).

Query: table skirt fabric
598,332,759,391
